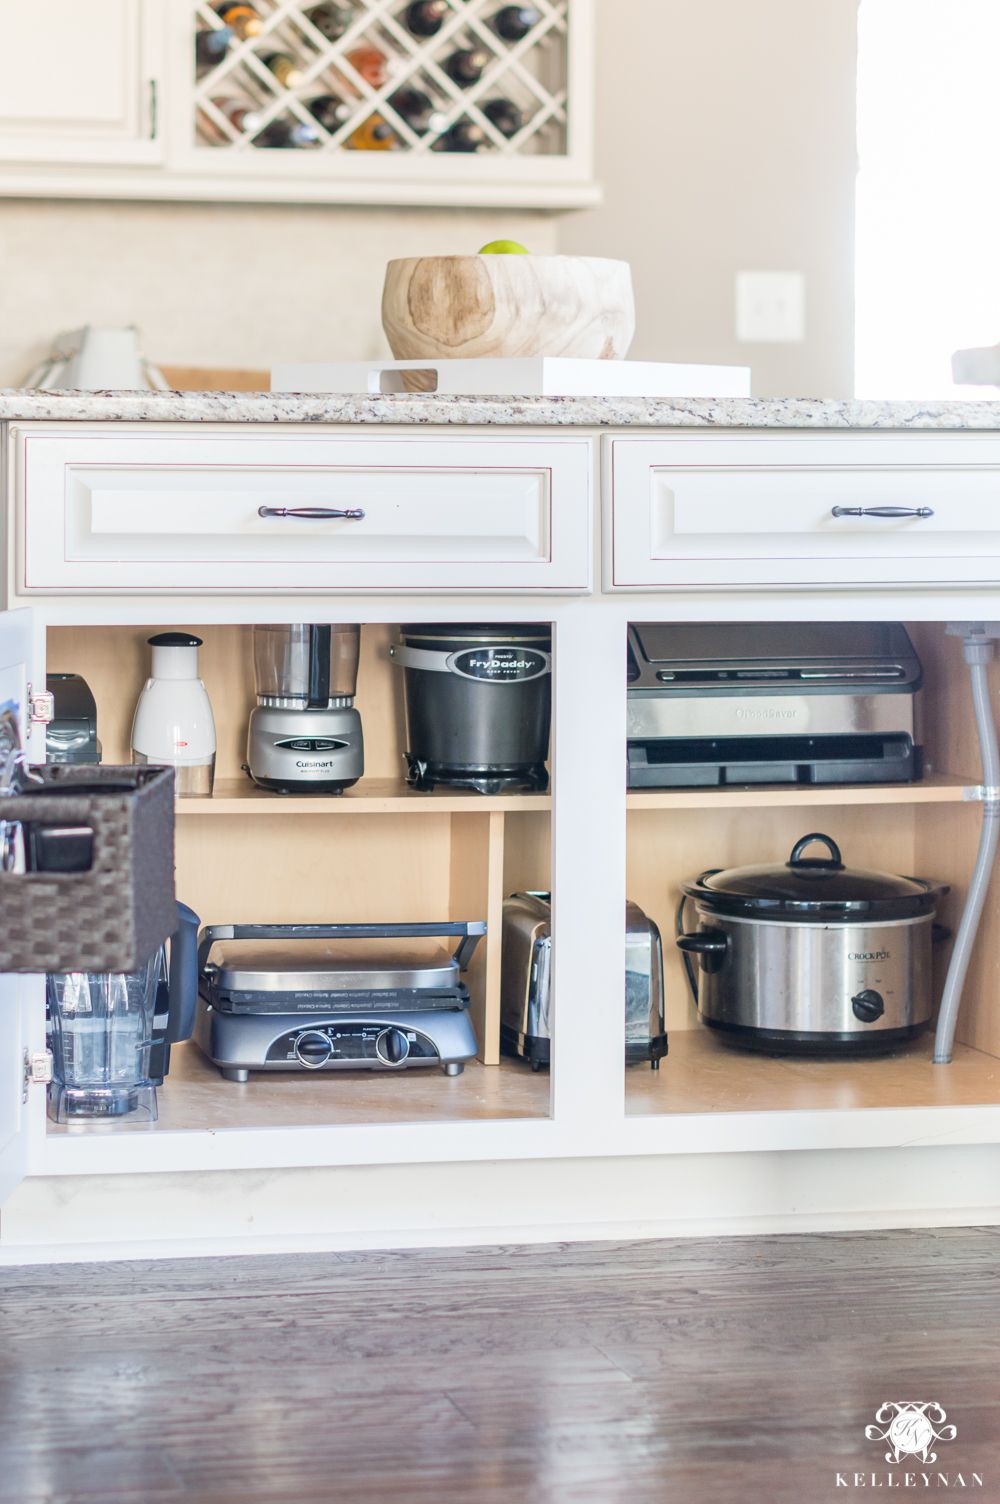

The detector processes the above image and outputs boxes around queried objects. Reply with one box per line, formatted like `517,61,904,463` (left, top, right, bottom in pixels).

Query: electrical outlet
735,271,806,343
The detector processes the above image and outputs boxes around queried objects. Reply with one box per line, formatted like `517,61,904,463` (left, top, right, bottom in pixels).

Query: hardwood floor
1,1230,999,1502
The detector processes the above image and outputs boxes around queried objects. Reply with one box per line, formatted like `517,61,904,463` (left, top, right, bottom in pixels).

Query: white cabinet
0,0,597,208
607,433,1000,591
0,0,162,166
14,427,593,595
0,607,42,1206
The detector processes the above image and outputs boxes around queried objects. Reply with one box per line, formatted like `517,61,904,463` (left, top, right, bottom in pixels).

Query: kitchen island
3,390,1000,1263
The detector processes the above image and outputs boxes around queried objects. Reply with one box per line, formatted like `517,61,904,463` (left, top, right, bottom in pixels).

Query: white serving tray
270,357,751,398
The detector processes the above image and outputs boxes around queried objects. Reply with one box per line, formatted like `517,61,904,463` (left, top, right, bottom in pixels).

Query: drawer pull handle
258,506,366,521
830,505,934,520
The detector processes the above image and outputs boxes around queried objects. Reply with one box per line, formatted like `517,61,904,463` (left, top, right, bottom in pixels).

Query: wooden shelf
46,1044,550,1136
177,777,553,816
626,1028,1000,1116
626,774,976,812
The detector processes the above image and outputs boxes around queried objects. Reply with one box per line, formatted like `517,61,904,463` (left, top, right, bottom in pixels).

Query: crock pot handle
788,832,843,869
676,929,728,973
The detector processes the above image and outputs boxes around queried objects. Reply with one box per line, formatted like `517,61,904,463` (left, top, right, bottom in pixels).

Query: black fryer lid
684,832,945,919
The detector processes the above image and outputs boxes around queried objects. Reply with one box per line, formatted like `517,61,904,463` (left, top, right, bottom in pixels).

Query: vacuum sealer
626,622,923,789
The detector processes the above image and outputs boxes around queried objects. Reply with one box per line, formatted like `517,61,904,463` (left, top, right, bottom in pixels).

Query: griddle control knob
375,1027,411,1066
295,1030,333,1068
851,989,885,1024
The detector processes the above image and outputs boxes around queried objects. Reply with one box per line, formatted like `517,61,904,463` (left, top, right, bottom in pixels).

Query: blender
245,624,364,794
46,902,199,1123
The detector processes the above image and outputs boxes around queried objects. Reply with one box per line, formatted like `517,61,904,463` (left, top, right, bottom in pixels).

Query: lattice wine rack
193,0,575,166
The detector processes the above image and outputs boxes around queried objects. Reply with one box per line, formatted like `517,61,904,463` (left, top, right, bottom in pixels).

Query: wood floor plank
2,1230,1000,1502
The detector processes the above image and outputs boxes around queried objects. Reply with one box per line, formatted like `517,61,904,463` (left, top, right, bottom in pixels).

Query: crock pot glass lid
688,832,941,915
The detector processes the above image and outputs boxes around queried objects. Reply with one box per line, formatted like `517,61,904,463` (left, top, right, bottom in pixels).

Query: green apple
478,239,530,254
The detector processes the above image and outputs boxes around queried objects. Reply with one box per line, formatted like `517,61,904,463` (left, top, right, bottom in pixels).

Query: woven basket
0,764,176,974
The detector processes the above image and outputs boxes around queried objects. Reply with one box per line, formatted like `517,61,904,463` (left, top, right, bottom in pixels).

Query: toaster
500,892,668,1069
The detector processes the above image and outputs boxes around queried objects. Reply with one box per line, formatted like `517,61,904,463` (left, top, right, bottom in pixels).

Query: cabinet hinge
28,686,54,725
23,1049,53,1101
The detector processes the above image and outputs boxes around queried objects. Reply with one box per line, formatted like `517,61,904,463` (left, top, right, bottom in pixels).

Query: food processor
245,624,364,794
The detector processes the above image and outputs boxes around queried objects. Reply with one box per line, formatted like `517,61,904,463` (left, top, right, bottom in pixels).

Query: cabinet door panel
16,429,593,595
0,606,39,1206
0,0,160,164
607,433,1000,590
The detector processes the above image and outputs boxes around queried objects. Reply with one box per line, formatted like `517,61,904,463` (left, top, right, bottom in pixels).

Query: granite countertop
1,389,1000,428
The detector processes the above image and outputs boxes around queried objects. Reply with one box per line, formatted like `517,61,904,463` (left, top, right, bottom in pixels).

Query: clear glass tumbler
46,956,160,1123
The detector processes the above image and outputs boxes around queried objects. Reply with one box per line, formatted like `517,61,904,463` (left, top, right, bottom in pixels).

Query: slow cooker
677,832,948,1053
391,624,551,794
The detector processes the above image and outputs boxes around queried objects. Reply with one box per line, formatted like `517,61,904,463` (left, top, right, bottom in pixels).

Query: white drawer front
608,433,1000,589
16,429,592,594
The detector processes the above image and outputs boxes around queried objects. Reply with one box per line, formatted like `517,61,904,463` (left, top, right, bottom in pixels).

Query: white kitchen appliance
131,633,217,798
23,325,168,391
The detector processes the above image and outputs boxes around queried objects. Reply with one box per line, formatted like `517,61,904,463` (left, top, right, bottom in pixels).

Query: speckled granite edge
2,389,1000,429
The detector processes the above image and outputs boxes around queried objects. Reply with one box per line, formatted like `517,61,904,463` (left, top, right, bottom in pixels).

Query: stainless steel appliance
676,832,947,1053
246,624,364,794
390,624,551,793
627,622,922,788
500,892,668,1069
195,921,484,1081
46,674,101,765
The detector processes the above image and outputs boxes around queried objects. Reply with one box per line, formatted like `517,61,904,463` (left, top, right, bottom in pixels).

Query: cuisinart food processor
246,624,364,794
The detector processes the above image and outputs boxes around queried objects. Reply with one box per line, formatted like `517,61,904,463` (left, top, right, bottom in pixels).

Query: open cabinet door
0,607,39,1205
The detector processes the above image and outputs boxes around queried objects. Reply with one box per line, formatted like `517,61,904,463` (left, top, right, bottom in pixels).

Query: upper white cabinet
0,0,162,166
12,426,593,595
0,0,597,207
607,433,1000,591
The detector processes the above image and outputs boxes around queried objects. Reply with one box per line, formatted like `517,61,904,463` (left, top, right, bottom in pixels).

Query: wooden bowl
381,255,635,361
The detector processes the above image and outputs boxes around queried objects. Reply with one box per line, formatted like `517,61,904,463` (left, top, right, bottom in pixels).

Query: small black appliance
391,624,551,793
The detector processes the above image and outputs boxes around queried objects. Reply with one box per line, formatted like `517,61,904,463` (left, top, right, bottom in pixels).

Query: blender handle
167,902,201,1043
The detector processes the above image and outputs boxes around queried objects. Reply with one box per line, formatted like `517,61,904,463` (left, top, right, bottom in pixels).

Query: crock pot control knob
376,1027,411,1066
676,929,728,975
851,989,885,1023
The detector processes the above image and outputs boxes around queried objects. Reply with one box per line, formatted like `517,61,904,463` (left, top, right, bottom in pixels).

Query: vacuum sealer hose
934,629,1000,1064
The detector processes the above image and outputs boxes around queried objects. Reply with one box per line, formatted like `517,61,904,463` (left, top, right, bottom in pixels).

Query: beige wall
559,0,859,397
0,199,557,387
0,0,858,396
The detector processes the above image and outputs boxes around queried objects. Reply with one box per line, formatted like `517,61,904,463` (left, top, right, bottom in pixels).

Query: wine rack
193,0,573,162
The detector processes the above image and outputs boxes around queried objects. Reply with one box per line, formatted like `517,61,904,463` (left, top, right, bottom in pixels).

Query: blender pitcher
46,903,199,1123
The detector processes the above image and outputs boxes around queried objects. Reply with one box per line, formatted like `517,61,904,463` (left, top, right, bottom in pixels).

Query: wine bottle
443,47,488,86
346,114,397,150
388,86,445,135
435,118,486,151
254,117,321,148
482,96,522,137
344,42,390,87
404,0,448,37
261,52,305,88
303,3,352,42
196,26,232,72
306,92,352,131
212,96,264,133
492,5,540,41
214,3,261,40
